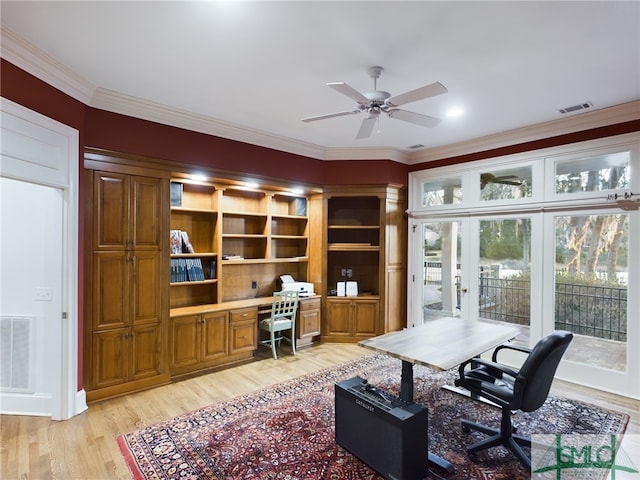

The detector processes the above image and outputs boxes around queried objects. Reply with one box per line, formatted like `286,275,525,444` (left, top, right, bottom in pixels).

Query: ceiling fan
301,66,447,139
480,173,523,189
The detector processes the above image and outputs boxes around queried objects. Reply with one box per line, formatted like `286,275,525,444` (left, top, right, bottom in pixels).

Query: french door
409,208,638,398
544,208,638,396
410,215,535,347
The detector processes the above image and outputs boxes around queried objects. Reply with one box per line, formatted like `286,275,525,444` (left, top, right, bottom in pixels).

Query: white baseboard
0,391,52,417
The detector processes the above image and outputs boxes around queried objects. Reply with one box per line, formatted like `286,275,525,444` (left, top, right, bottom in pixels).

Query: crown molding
1,25,96,104
408,100,640,164
324,147,410,163
90,87,327,160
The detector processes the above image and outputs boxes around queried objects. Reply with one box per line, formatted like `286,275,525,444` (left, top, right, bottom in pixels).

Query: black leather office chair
455,330,573,469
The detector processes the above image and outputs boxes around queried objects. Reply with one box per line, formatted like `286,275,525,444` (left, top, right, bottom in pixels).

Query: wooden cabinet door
92,251,129,331
325,299,351,336
131,251,163,325
230,319,256,354
201,311,228,363
131,176,164,250
92,329,128,389
130,323,164,381
353,299,379,337
299,299,321,337
93,171,129,250
169,315,200,370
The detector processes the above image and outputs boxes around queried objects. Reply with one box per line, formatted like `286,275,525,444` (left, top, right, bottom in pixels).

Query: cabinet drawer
230,307,257,322
230,319,256,354
299,297,321,311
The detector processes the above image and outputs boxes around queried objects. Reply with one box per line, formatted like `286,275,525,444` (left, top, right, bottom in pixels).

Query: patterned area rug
118,354,628,479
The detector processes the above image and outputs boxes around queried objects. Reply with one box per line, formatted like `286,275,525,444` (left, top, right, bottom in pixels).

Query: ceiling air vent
558,102,593,114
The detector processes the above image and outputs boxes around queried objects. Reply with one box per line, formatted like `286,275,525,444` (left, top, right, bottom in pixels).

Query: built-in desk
169,295,321,378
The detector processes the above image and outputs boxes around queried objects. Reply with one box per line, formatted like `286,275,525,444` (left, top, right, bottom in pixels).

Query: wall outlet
340,268,353,278
251,280,258,289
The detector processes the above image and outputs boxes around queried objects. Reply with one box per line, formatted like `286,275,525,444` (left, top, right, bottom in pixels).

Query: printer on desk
279,275,314,297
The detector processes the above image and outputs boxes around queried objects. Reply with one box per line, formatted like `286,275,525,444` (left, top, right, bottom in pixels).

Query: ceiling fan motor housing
364,91,392,104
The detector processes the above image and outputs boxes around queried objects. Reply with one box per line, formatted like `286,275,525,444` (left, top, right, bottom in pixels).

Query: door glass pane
555,151,630,194
422,221,461,320
422,178,462,206
480,166,532,201
554,214,628,371
479,218,531,346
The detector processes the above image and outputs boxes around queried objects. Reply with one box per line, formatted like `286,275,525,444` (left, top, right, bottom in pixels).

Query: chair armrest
492,342,531,362
458,356,520,382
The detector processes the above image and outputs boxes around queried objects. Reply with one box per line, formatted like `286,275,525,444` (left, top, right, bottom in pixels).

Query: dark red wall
85,108,328,186
323,159,408,186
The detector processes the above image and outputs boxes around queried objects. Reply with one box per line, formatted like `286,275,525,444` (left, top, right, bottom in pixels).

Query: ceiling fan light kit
301,66,448,139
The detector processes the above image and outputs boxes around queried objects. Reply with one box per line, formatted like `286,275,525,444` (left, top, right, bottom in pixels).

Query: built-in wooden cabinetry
170,178,314,305
166,174,322,377
168,304,258,378
83,160,171,403
322,185,406,342
83,150,405,401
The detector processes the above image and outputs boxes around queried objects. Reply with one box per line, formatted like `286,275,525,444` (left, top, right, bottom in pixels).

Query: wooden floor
1,343,638,479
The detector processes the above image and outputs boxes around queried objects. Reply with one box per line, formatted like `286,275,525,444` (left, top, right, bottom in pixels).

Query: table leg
399,361,455,473
400,360,414,402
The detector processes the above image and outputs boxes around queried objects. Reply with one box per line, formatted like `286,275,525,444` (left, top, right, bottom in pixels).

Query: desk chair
455,330,573,469
258,290,299,360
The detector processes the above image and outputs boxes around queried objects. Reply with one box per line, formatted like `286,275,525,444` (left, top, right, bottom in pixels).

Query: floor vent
0,316,35,392
558,102,593,114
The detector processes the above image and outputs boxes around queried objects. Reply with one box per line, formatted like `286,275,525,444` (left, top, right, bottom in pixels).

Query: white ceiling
2,1,639,162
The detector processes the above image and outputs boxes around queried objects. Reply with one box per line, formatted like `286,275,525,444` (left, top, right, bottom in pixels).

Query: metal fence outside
424,262,628,341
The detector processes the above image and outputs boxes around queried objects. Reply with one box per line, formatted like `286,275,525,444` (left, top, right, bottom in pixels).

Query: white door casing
0,97,85,419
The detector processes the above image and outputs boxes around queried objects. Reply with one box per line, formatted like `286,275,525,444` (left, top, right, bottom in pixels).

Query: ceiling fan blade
301,110,359,122
356,116,376,139
386,82,448,107
328,82,370,105
387,109,441,128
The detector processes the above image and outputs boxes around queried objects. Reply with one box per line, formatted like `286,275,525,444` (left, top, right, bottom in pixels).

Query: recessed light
446,108,464,118
189,173,208,183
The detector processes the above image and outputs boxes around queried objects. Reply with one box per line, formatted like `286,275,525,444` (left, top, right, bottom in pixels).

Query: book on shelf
170,258,187,282
170,230,183,254
170,229,195,254
222,254,244,260
170,258,206,282
180,230,195,253
170,182,183,207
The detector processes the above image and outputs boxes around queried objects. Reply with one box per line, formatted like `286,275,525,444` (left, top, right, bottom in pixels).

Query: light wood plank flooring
1,343,638,479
